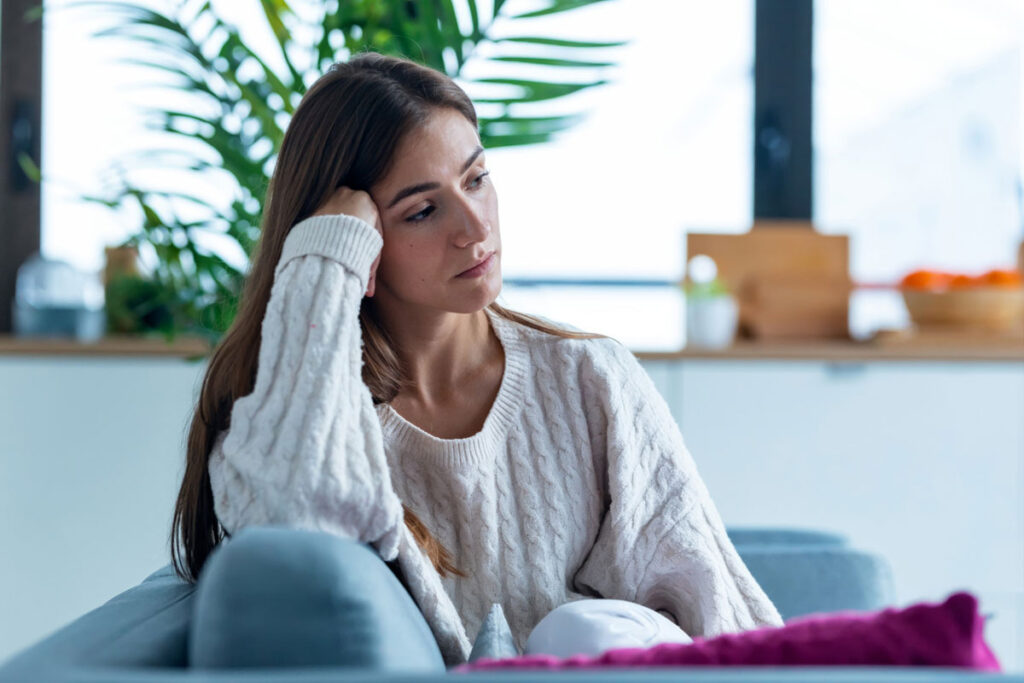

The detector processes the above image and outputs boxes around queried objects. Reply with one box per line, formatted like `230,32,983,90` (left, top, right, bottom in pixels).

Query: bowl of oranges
899,268,1024,332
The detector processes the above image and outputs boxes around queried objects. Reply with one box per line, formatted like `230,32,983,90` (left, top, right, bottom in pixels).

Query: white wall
1,355,1022,670
0,357,203,662
644,359,1024,672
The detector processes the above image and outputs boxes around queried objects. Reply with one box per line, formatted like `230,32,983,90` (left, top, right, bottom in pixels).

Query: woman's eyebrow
386,145,485,209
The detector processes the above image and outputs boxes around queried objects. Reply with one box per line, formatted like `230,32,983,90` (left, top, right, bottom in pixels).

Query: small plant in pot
683,254,738,349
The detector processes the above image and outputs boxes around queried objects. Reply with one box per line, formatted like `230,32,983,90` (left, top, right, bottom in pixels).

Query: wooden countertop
0,334,213,358
635,338,1024,363
1,333,1022,362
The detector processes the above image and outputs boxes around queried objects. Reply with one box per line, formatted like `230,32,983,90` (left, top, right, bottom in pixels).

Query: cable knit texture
207,213,783,667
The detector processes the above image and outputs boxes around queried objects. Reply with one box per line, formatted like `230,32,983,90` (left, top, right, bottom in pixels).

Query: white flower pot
685,294,738,349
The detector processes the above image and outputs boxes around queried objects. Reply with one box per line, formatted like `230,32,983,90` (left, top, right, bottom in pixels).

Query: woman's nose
453,200,490,246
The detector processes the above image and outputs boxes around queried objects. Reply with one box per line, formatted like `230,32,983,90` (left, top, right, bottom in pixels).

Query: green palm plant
70,0,625,343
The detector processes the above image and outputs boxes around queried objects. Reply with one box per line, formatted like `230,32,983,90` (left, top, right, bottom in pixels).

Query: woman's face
369,108,501,315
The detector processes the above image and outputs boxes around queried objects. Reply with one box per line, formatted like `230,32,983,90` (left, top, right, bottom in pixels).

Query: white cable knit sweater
208,214,783,666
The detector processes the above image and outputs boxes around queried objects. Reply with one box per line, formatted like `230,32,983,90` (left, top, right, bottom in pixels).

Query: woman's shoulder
489,307,637,378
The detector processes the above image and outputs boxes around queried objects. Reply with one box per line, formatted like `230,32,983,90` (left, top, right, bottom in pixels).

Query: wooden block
742,275,852,339
686,227,851,340
744,310,849,339
743,274,853,308
688,226,849,283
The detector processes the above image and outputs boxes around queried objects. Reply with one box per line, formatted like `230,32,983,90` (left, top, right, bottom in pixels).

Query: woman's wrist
279,214,383,283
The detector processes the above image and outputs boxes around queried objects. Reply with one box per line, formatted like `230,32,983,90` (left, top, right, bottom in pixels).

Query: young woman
171,52,782,665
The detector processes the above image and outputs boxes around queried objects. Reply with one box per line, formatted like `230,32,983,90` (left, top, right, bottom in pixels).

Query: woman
171,52,781,665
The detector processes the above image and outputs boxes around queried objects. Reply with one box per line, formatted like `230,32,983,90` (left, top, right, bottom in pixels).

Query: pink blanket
458,592,1000,672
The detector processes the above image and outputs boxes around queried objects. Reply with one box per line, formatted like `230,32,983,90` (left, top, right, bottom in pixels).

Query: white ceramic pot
685,294,738,349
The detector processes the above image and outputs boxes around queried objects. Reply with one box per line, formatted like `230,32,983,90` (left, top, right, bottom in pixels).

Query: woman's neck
374,304,501,405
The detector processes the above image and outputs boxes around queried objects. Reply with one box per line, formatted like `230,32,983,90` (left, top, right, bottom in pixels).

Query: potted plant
55,0,626,345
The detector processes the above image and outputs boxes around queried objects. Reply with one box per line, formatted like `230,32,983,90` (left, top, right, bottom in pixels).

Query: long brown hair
170,52,602,584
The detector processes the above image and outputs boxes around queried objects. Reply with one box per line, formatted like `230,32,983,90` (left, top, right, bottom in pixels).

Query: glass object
12,254,105,340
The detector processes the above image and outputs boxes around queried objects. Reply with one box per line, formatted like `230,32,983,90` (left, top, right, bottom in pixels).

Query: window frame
754,0,813,220
0,0,814,331
0,0,44,333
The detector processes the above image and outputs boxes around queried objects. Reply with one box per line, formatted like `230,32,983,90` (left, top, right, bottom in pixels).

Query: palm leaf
473,78,608,102
78,0,626,341
488,56,616,68
257,0,303,87
511,0,616,20
496,35,627,48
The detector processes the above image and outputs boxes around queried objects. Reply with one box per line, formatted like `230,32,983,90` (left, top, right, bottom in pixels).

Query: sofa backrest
0,526,894,677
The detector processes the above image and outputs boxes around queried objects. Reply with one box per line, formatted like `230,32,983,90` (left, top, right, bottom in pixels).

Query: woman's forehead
388,110,482,178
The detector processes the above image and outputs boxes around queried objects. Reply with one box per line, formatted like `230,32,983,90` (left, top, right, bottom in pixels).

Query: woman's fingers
312,186,380,229
310,186,384,297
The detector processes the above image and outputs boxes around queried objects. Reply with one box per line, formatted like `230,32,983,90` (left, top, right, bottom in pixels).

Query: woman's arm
207,214,404,560
572,340,783,637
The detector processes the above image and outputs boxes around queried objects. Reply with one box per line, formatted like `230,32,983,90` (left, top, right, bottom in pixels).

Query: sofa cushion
468,603,519,662
189,526,444,672
458,592,1000,672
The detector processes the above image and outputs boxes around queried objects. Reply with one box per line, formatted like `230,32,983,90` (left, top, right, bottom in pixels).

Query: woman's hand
312,187,384,297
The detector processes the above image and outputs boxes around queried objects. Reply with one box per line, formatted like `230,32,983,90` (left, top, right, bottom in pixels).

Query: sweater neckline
378,308,527,466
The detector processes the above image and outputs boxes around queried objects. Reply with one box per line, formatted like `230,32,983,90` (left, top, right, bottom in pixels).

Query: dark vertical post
754,0,813,220
0,0,44,332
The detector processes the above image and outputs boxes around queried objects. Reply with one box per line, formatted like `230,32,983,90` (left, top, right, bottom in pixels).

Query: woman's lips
456,252,496,278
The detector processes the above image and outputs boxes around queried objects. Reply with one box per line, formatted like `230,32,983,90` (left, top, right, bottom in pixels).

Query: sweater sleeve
206,214,404,560
572,340,784,638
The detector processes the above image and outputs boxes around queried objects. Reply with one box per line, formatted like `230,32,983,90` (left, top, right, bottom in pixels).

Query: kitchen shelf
1,333,1022,362
635,337,1024,363
0,334,212,358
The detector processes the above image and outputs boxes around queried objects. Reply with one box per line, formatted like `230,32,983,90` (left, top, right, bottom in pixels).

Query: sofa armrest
0,565,194,679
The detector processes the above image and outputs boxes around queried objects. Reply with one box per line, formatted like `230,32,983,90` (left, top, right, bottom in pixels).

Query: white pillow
525,599,692,658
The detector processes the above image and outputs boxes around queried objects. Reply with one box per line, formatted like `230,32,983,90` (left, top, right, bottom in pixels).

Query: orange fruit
900,269,953,291
980,269,1023,288
949,274,981,289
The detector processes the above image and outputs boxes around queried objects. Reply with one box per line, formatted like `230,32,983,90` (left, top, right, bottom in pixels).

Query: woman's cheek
389,238,425,285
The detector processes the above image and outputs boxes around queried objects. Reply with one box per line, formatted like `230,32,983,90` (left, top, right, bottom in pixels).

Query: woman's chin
375,273,502,314
448,272,502,313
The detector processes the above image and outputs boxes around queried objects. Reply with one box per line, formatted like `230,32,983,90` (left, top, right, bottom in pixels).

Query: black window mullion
754,0,813,221
0,0,44,333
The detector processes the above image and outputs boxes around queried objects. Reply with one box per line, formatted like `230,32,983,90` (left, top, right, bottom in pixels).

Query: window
33,0,1024,343
43,0,163,274
42,0,252,276
39,0,753,348
814,0,1024,335
482,0,754,280
486,0,754,348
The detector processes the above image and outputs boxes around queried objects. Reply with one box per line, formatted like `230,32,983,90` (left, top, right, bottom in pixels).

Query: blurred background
1,0,1023,672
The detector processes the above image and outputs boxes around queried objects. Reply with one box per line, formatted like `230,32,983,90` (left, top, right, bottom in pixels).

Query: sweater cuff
278,214,383,285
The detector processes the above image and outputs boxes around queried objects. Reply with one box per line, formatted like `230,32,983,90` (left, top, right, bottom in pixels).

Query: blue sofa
0,526,1016,682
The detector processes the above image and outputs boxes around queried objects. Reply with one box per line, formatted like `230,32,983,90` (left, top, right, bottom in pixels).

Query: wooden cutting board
687,223,851,340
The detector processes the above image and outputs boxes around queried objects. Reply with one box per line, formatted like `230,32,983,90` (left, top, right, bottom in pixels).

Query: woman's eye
403,172,488,223
470,170,491,188
406,206,435,223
